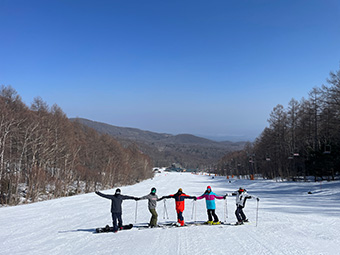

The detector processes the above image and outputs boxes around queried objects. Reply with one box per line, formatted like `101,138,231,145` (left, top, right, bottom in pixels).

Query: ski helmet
238,187,244,192
115,188,121,194
207,186,211,190
178,188,183,193
151,187,156,194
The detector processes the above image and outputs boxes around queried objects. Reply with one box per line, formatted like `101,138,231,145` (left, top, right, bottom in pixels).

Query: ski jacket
233,191,255,208
96,191,135,213
139,193,160,209
163,192,195,212
197,191,224,210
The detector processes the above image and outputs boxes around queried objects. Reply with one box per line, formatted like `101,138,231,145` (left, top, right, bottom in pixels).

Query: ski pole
191,200,195,220
163,199,169,219
194,200,197,222
135,200,138,223
191,200,194,219
224,197,228,223
163,199,166,219
256,199,259,227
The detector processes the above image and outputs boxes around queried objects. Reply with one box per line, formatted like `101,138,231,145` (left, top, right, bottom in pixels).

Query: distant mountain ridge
71,118,171,142
70,118,246,168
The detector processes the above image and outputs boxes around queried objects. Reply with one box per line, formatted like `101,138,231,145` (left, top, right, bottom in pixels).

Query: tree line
0,86,153,205
218,67,340,181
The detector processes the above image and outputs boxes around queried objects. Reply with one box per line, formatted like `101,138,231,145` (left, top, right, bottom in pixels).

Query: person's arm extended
196,194,205,200
139,194,150,200
158,195,172,201
120,194,138,200
95,191,113,199
215,195,224,199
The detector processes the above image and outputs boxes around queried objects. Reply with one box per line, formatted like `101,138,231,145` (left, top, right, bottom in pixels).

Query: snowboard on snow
95,224,133,233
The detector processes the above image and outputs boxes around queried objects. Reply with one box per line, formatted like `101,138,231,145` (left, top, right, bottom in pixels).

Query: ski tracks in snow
1,172,340,255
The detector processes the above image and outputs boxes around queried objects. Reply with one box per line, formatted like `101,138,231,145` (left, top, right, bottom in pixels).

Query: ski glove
256,198,260,201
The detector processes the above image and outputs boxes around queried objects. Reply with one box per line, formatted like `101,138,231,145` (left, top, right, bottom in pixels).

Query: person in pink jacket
196,186,225,224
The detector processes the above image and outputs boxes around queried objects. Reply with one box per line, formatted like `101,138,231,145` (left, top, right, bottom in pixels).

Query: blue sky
1,0,340,141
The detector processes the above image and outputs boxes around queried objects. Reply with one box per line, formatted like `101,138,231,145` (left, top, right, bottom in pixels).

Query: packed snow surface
1,172,340,255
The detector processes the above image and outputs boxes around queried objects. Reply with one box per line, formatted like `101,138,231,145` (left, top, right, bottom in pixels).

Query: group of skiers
95,186,259,232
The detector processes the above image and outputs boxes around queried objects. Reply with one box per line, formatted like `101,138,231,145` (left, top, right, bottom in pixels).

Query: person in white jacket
226,187,259,225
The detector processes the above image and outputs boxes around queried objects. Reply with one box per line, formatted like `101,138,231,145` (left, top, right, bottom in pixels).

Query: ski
137,225,166,230
229,221,251,226
95,224,133,233
163,221,230,228
193,221,231,226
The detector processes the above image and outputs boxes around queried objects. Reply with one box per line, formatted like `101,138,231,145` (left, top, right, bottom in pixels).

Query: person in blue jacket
196,186,225,224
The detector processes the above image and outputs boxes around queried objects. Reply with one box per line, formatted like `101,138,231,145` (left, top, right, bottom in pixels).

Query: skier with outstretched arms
226,187,259,225
196,185,225,224
95,188,138,232
160,188,196,226
136,187,162,228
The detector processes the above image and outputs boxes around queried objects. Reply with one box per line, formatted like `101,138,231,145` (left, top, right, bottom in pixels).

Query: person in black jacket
95,188,137,232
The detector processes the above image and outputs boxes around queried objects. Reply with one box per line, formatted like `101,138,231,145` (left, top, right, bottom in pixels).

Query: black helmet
115,188,121,194
151,187,156,194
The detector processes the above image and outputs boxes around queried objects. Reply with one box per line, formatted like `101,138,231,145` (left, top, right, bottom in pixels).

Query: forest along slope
71,118,246,168
0,172,339,255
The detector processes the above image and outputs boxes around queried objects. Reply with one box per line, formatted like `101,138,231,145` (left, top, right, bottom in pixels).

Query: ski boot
212,221,221,225
235,221,244,225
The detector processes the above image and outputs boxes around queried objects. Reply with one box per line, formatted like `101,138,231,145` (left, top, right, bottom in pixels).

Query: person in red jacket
160,188,196,226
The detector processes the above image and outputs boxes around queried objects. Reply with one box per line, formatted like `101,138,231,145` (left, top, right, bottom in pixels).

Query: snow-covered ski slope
1,172,340,255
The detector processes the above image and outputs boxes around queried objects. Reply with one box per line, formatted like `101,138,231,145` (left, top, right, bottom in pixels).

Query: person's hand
256,198,260,201
193,196,197,201
223,195,227,199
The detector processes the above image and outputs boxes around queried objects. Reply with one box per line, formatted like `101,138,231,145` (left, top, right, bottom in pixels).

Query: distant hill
70,118,247,169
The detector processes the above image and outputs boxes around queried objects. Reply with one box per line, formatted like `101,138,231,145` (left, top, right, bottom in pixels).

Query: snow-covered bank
1,172,340,255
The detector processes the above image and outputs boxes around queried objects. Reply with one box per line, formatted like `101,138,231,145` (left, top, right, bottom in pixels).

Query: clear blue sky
1,0,340,141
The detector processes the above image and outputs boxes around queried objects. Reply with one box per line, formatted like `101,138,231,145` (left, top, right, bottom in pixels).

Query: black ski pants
111,212,122,232
235,205,246,222
207,209,219,222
